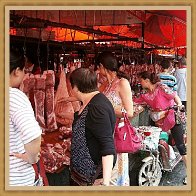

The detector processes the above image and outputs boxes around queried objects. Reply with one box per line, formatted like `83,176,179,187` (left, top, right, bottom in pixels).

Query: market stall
9,9,187,186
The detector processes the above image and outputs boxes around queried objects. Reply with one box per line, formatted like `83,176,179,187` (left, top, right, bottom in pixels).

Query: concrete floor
159,160,187,186
128,151,187,186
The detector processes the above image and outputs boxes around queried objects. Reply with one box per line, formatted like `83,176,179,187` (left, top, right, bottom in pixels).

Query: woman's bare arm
117,78,133,119
102,155,114,186
12,136,41,164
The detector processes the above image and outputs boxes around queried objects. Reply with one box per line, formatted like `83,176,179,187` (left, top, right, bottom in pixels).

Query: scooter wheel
138,160,162,186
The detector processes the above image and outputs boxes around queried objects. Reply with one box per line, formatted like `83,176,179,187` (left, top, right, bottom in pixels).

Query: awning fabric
11,10,187,49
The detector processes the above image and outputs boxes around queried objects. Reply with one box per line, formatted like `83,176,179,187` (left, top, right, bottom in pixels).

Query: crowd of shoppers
9,48,188,186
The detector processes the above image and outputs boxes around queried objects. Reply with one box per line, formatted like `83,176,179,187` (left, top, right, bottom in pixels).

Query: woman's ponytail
117,70,130,80
150,73,160,84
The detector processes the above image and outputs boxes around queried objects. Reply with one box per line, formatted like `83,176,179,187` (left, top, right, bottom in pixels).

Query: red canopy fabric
147,10,186,22
10,10,187,49
93,10,186,48
131,12,186,47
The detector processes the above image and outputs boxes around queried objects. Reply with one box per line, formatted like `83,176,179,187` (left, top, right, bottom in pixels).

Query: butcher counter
41,128,71,186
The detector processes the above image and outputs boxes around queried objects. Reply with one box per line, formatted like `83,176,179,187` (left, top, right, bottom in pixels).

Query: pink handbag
114,112,142,153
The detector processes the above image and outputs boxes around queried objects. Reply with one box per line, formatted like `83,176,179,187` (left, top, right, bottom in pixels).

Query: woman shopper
9,48,42,186
134,71,187,185
69,68,116,186
95,51,134,186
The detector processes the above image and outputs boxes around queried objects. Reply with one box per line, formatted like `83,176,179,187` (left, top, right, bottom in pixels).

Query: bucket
159,131,169,143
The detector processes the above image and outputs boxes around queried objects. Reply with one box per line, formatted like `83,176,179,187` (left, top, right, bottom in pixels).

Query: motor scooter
129,126,186,186
137,133,183,186
129,105,187,186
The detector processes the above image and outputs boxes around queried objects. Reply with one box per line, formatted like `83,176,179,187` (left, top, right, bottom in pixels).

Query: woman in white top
9,48,42,186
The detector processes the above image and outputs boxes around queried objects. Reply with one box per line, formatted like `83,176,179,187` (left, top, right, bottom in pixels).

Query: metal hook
37,28,42,73
23,27,27,57
46,26,52,71
70,29,76,42
46,42,50,71
121,47,124,63
61,28,67,53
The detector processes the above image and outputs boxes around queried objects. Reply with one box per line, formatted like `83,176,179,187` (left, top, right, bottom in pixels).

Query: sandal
183,177,187,185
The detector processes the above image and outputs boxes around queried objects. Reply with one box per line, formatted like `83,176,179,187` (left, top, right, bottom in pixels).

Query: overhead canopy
10,9,187,54
93,10,186,48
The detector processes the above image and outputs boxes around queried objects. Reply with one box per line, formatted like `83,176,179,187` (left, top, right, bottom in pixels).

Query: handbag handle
122,111,136,134
122,111,130,124
116,108,130,124
115,108,133,131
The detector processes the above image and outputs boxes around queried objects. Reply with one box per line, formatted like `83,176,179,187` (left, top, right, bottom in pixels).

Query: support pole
141,22,145,49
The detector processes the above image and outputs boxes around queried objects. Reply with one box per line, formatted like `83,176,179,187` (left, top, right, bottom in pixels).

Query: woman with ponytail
96,51,133,186
134,71,187,185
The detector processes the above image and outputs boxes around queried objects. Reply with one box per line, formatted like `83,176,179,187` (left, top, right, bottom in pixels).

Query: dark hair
70,68,98,93
95,51,130,80
179,57,187,66
139,71,160,84
160,59,171,69
10,48,25,74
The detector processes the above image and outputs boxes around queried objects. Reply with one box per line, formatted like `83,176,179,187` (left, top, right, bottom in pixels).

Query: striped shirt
9,87,42,186
158,72,177,91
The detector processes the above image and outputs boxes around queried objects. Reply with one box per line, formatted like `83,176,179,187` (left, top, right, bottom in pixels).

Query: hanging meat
44,70,58,131
28,74,36,111
19,73,30,97
20,73,36,113
54,70,74,126
34,74,46,129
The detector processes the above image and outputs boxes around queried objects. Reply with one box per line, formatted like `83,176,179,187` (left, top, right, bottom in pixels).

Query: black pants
182,101,187,111
170,123,187,155
70,178,80,186
46,166,70,186
150,120,186,156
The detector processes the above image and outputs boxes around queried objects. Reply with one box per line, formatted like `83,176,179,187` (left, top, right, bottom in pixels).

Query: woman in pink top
134,71,187,185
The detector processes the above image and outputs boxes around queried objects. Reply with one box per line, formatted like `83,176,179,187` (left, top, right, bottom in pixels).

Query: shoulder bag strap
122,111,135,134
